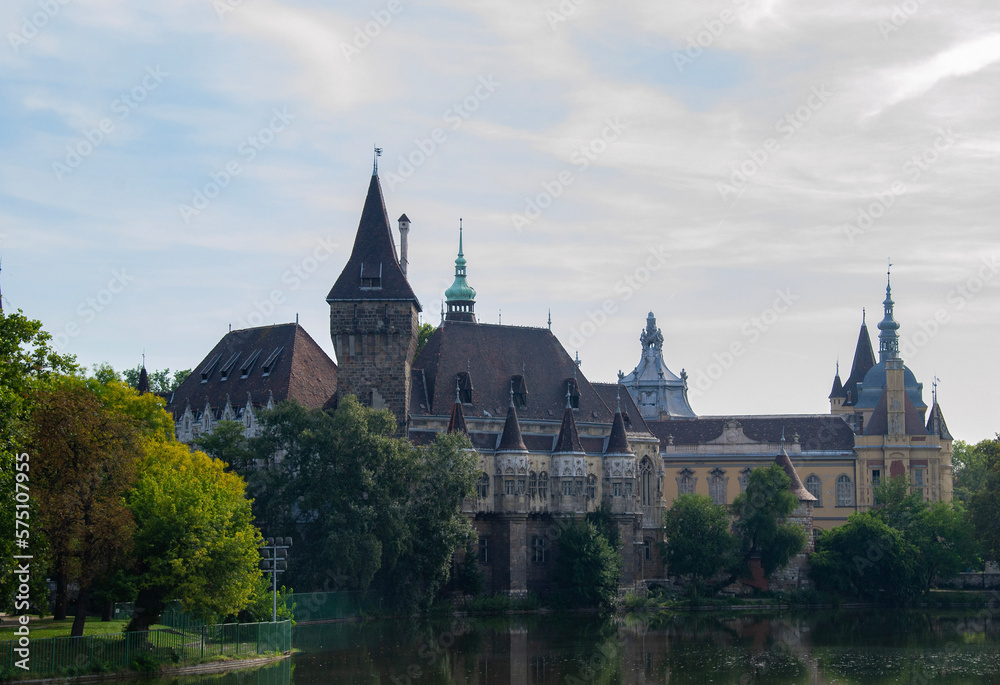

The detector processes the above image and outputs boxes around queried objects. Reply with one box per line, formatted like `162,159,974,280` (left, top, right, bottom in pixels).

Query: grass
0,618,174,640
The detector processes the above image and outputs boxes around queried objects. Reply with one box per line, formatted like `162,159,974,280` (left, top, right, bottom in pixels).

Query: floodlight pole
260,537,291,622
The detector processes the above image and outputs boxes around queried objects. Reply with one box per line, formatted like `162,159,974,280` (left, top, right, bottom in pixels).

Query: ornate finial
458,218,464,256
565,385,572,409
836,357,839,376
440,299,445,325
780,426,786,447
932,375,939,404
574,350,581,368
499,308,502,325
862,307,866,325
509,380,515,407
373,145,382,174
455,376,461,404
615,385,621,413
547,309,552,331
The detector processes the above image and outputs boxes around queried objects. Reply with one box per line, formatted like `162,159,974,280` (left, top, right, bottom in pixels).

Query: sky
2,0,998,442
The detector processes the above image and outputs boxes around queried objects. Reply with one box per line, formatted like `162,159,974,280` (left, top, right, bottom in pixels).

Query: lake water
150,608,1000,684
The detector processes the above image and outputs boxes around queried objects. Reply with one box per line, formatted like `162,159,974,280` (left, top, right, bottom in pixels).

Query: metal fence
0,619,291,678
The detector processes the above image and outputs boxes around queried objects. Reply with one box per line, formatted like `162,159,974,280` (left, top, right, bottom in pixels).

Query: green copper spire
445,219,477,322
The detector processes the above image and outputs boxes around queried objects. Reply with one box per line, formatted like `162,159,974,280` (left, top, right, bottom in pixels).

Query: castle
164,169,953,594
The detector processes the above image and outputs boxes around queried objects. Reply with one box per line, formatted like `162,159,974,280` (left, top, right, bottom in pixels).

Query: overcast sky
2,0,998,442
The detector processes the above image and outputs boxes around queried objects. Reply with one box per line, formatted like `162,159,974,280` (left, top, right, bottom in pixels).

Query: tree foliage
662,494,738,594
121,365,191,393
730,464,806,577
967,435,1000,562
552,520,622,610
249,396,478,610
195,420,256,477
415,323,436,358
127,440,262,630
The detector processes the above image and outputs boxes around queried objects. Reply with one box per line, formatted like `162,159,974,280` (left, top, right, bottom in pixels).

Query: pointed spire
373,145,382,175
547,309,552,331
775,443,816,502
844,312,876,405
496,383,528,453
137,355,150,395
447,377,468,435
444,218,476,323
877,262,901,363
553,396,585,454
604,393,633,456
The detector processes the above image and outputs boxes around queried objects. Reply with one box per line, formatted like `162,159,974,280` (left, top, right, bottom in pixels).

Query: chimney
397,214,410,277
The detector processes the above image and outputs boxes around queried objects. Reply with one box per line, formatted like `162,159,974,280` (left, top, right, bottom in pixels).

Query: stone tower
327,171,421,430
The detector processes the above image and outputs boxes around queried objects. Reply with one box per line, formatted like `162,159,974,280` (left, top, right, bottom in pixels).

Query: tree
810,512,920,603
195,420,256,477
248,396,478,609
0,309,76,611
121,365,191,393
416,323,436,358
730,464,806,577
552,521,622,610
966,435,1000,562
871,475,926,530
29,376,142,636
127,440,262,631
952,440,989,505
662,494,739,596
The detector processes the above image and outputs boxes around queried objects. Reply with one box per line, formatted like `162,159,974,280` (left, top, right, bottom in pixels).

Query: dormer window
261,347,284,376
360,263,382,290
511,374,528,409
219,351,241,381
200,354,222,383
564,378,580,409
457,372,473,404
240,349,261,378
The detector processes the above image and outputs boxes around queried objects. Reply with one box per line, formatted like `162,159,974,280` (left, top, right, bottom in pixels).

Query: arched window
538,472,548,500
677,469,695,495
836,474,854,507
639,457,653,506
477,473,490,499
709,469,727,505
806,474,822,506
586,474,597,499
529,471,538,498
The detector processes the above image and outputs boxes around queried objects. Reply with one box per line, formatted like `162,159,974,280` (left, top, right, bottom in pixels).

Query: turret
444,219,477,323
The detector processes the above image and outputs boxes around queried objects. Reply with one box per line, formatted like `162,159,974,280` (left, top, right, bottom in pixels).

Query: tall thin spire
877,262,900,363
373,145,382,175
444,218,476,323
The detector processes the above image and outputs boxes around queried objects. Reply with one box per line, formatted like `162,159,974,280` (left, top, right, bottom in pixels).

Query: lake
149,608,1000,684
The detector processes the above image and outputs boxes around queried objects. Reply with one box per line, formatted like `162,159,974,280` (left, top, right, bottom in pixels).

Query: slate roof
863,389,928,436
553,405,585,454
165,323,337,418
447,397,468,435
604,411,633,456
843,322,876,405
410,321,616,423
829,374,845,399
496,402,528,452
776,448,817,502
645,415,856,451
591,382,650,434
926,402,952,439
326,174,420,307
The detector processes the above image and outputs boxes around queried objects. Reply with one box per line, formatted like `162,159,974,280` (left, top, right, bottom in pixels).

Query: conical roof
553,404,585,454
326,174,420,308
137,365,150,394
605,409,633,456
496,400,527,453
926,402,952,439
775,446,816,502
447,385,468,435
844,320,875,405
829,373,845,399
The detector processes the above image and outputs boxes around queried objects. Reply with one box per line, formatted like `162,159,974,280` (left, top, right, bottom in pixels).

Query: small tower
398,214,410,277
444,219,477,323
877,266,901,364
327,168,421,430
829,361,846,411
137,357,150,395
447,377,468,435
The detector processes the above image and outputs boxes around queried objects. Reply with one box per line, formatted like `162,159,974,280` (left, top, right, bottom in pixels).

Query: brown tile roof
410,321,616,423
165,323,337,418
863,389,928,436
326,174,420,308
496,402,528,452
604,411,633,456
646,415,855,451
447,397,468,435
553,405,585,454
776,447,817,502
591,382,650,434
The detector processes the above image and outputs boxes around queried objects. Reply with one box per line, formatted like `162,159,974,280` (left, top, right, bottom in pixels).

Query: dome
854,360,926,410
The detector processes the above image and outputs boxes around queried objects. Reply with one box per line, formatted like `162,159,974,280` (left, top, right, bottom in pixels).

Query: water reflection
152,610,1000,685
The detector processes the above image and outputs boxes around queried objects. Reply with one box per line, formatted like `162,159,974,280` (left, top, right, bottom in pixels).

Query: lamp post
260,536,292,621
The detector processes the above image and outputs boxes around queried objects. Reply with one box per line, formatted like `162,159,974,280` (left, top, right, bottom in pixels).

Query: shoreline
5,653,290,684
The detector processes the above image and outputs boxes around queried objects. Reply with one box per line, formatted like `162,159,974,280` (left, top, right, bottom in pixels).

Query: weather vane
373,145,383,174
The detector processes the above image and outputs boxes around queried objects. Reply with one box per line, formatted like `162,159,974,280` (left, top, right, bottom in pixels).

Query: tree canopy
967,435,1000,562
730,464,806,577
552,520,622,610
662,494,738,595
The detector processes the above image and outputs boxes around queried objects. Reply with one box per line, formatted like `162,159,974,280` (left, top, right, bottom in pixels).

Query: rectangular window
478,536,489,564
624,482,633,497
516,478,526,495
613,482,623,497
574,479,583,496
505,479,515,496
562,480,572,496
913,468,925,487
643,539,652,561
586,478,596,500
532,536,547,564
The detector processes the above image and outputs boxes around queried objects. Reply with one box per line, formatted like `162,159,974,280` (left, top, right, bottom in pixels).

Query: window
639,457,653,506
739,468,752,493
678,469,695,495
562,480,572,496
516,478,526,496
564,378,580,409
478,536,489,564
871,469,882,504
913,468,926,499
261,346,284,376
586,475,597,500
477,473,489,499
624,482,633,498
836,474,854,507
360,262,382,289
805,474,822,507
240,350,261,379
511,375,528,409
613,482,623,497
529,472,538,498
219,351,241,381
532,536,547,564
643,539,652,562
505,479,515,495
200,353,222,382
538,472,548,499
574,479,583,496
709,469,727,505
457,372,474,404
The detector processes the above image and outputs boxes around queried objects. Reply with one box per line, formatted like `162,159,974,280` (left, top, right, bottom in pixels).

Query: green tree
0,309,76,611
552,521,622,610
952,440,989,505
29,376,142,636
871,475,926,530
662,494,739,596
121,365,191,393
730,464,806,577
127,439,262,631
967,435,1000,562
195,420,256,477
416,323,436,358
810,512,920,603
